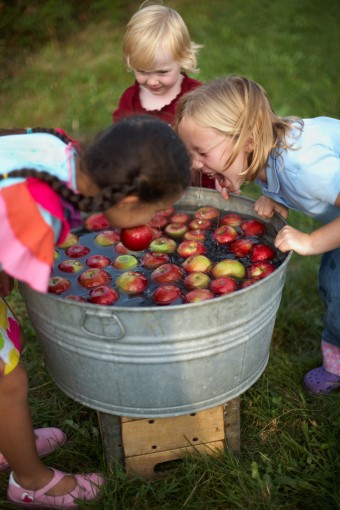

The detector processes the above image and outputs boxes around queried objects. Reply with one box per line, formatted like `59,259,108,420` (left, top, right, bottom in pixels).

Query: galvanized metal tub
20,188,292,417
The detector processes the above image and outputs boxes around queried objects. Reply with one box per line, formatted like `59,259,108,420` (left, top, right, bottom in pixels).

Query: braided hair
0,117,191,213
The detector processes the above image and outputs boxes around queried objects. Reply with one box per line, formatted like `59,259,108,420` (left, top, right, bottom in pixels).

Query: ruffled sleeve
0,178,71,293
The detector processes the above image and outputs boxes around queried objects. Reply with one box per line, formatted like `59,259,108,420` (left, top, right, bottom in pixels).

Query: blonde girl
113,2,202,125
176,75,340,394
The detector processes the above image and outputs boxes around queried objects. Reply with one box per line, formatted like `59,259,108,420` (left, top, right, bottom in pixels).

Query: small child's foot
0,428,67,471
303,366,340,394
7,468,104,509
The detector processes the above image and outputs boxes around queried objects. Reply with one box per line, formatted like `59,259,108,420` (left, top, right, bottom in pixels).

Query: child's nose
191,156,203,170
147,75,159,86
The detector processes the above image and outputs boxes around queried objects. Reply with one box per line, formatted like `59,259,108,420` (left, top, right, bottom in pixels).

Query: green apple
211,259,246,279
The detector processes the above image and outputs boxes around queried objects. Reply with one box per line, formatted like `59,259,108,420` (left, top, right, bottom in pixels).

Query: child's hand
274,226,313,255
0,271,14,297
214,178,230,199
276,216,340,256
254,196,288,219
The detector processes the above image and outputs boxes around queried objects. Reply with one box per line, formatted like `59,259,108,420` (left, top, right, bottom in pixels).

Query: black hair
0,117,191,212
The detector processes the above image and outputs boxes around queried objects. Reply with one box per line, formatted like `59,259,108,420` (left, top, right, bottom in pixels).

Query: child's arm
275,192,340,255
275,216,340,255
254,196,289,219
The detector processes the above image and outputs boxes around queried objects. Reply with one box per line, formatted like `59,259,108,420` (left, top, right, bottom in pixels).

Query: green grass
1,1,340,508
1,0,339,136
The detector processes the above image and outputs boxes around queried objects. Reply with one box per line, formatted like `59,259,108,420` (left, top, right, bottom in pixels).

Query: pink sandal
0,428,67,471
7,468,104,509
303,366,340,394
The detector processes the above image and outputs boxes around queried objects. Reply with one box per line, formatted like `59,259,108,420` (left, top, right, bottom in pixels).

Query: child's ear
244,137,254,153
116,195,140,209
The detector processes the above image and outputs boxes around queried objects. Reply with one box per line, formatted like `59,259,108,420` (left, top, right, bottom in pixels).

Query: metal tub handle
81,309,126,340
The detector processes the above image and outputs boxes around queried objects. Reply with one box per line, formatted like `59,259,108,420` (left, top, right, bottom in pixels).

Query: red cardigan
113,74,200,124
112,74,215,189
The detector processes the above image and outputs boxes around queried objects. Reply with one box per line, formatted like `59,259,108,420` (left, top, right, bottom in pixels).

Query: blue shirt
258,117,340,224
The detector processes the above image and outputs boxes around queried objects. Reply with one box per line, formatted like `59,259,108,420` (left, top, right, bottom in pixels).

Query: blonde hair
123,3,202,74
175,75,302,180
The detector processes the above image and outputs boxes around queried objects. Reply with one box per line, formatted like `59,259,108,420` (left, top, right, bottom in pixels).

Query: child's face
133,49,182,97
104,193,181,229
178,117,249,198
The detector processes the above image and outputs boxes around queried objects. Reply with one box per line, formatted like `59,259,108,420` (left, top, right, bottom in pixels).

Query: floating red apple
148,214,168,228
65,295,86,302
86,255,111,268
189,219,211,230
183,229,206,242
250,244,275,261
177,240,206,258
94,230,120,247
58,259,84,273
184,272,210,290
247,261,275,279
84,213,110,231
158,206,175,217
194,206,219,221
240,219,266,236
184,288,214,303
120,225,153,251
164,223,188,238
182,254,212,273
78,268,111,288
150,226,162,240
48,276,71,294
151,263,183,283
212,225,238,244
152,285,182,305
116,271,148,294
169,212,191,224
140,252,170,269
229,238,255,258
114,242,129,255
241,277,260,289
65,244,90,258
210,276,238,295
220,213,243,227
88,285,119,305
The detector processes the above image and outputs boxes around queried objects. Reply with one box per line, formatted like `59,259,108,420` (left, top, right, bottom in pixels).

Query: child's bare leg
0,363,77,495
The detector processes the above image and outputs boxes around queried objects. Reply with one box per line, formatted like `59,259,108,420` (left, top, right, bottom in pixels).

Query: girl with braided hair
0,116,191,508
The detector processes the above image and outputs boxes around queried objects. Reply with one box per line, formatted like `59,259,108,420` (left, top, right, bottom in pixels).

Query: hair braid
0,128,28,136
30,127,75,146
92,179,139,211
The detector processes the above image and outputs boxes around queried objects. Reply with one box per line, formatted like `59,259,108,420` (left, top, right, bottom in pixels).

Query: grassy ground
1,1,340,508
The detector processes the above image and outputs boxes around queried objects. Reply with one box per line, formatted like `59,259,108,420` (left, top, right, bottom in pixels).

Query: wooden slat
223,397,241,455
125,440,225,479
122,406,225,457
96,411,124,465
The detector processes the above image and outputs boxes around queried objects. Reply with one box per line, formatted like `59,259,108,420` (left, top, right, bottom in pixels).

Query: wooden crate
97,397,240,479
